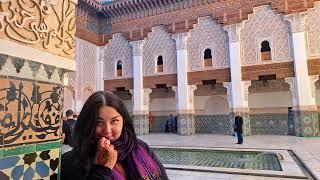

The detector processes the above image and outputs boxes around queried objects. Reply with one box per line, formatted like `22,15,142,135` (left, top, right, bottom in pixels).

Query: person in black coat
234,112,244,144
61,91,168,180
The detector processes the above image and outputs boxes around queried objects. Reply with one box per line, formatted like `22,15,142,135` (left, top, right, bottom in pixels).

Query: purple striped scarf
111,144,161,180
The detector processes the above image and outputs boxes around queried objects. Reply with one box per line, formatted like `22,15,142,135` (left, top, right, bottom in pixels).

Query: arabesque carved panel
0,0,76,59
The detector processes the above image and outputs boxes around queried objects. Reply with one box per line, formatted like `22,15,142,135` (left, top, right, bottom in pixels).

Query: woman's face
95,106,124,141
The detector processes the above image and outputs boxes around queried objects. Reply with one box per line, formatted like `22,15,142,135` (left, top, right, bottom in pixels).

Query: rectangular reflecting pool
153,148,282,171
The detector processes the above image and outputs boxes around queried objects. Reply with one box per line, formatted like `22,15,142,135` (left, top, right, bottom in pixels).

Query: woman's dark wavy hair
72,91,137,177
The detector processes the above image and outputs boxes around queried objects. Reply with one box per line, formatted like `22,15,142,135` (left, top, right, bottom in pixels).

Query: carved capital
172,33,188,50
130,40,144,56
285,13,307,33
224,23,242,42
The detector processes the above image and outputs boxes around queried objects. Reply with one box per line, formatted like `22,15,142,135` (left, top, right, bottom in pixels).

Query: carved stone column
285,76,319,136
285,13,320,136
132,88,152,135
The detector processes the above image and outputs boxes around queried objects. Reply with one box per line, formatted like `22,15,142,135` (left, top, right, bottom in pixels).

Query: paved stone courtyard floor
138,134,320,180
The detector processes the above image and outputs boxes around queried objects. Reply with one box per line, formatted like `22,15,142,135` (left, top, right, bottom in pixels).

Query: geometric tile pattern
150,116,168,132
143,26,177,76
105,34,133,79
153,148,282,171
0,77,63,147
133,114,149,135
195,115,231,135
75,38,97,101
241,5,292,65
177,114,195,136
250,114,289,135
294,111,319,137
306,2,320,57
0,145,60,180
187,17,229,71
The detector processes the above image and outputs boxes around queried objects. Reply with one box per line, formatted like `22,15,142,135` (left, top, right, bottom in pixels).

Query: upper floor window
261,41,271,61
116,61,122,77
204,49,212,67
157,56,163,73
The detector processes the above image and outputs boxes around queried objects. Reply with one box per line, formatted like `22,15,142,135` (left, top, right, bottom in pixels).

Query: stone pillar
285,13,319,136
172,33,196,136
96,46,105,91
0,0,76,179
130,40,150,135
224,24,252,136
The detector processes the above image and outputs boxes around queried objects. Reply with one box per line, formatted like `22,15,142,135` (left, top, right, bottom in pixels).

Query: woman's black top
61,139,168,180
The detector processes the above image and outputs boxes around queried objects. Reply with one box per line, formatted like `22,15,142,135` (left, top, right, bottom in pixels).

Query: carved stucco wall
306,2,320,58
143,26,177,76
75,38,97,102
0,0,76,59
241,5,292,65
188,17,229,71
104,33,133,79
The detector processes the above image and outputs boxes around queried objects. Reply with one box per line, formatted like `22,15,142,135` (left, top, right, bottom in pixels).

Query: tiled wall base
150,116,168,132
0,141,60,180
250,114,289,135
294,111,319,137
195,115,231,135
133,114,149,135
178,114,195,136
240,112,251,136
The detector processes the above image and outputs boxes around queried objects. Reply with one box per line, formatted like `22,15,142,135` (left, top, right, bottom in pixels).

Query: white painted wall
194,95,229,115
150,98,176,113
248,92,292,108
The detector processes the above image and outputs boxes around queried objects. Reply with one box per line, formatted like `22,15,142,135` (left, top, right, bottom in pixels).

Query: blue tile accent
23,166,35,180
36,161,49,177
11,165,24,180
0,156,20,169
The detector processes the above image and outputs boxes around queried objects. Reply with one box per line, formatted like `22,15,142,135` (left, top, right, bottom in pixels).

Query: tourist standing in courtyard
166,114,175,133
234,113,244,144
61,91,168,180
62,110,76,147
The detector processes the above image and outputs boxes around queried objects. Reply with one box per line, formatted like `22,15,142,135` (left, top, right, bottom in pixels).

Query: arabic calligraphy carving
0,78,63,146
0,0,76,59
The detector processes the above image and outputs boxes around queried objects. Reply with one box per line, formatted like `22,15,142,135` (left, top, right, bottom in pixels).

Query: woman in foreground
61,91,168,180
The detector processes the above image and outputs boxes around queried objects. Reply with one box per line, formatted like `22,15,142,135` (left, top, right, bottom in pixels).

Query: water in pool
153,148,282,171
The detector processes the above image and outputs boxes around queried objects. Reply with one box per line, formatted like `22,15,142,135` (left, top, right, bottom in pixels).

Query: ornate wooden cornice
76,0,320,45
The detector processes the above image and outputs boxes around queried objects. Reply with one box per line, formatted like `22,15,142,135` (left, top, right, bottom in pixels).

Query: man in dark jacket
62,110,76,147
234,112,244,144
